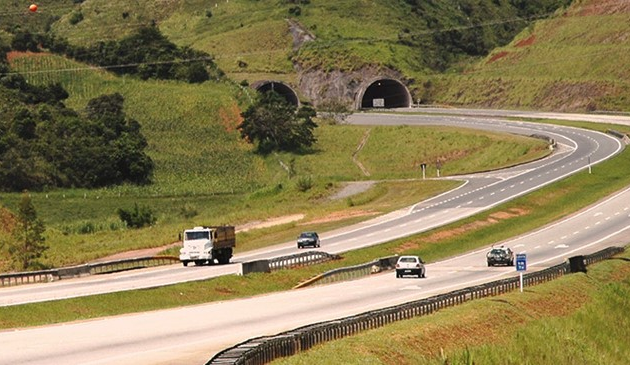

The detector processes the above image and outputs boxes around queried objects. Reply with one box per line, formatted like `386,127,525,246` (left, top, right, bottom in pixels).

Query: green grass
0,119,628,329
3,52,551,270
270,250,630,365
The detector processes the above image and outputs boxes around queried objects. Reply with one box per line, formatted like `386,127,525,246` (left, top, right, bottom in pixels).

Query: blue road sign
516,253,527,271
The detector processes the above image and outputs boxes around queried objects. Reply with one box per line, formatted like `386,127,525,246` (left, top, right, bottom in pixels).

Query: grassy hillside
429,0,630,111
5,0,628,112
44,0,551,82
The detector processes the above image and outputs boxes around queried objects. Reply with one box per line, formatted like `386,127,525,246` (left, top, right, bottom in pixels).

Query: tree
238,92,317,154
9,192,47,271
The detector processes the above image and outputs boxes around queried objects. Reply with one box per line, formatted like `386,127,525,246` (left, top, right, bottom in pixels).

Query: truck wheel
217,254,230,265
182,261,189,267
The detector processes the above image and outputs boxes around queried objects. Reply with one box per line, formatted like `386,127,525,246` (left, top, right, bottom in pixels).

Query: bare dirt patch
487,51,509,64
92,214,305,262
236,214,305,232
515,34,536,47
329,181,376,201
6,51,49,63
302,210,379,225
425,208,529,243
394,208,530,253
0,208,16,234
574,0,630,16
218,102,242,133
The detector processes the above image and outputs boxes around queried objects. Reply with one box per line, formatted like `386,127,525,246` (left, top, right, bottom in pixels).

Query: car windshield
299,232,316,238
399,257,418,263
490,249,506,255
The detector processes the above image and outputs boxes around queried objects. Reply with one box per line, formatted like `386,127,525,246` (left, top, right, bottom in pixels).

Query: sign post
420,163,426,180
516,253,527,292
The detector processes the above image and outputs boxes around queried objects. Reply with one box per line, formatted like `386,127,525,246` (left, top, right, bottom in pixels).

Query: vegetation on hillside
11,25,223,83
0,63,154,191
428,0,630,111
239,91,318,154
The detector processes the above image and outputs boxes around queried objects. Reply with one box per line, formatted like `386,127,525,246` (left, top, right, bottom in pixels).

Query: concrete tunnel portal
251,81,299,108
358,78,412,109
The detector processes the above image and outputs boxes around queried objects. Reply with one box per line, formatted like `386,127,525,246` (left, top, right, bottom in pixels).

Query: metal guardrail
0,256,180,287
294,256,398,288
207,246,625,365
0,250,340,287
268,251,340,271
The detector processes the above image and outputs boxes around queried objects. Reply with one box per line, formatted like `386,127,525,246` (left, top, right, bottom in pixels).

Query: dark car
486,246,514,266
297,231,320,248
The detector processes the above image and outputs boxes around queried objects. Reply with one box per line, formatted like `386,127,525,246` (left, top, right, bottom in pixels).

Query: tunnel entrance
251,81,299,107
357,78,411,109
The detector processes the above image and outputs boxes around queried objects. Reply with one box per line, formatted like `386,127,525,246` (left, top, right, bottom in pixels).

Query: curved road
1,111,629,365
0,112,623,306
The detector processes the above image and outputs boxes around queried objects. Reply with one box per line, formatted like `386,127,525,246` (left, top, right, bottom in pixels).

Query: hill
15,0,572,108
429,0,630,111
3,1,628,112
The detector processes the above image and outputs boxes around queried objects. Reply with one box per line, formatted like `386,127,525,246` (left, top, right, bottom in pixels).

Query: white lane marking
400,285,423,290
555,244,569,249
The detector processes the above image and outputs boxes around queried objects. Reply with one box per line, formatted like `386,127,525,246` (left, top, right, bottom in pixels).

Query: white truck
179,225,235,266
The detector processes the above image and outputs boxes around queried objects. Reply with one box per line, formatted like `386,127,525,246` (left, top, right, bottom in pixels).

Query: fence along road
0,111,629,365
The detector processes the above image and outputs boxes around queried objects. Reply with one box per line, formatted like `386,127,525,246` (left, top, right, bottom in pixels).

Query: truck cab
179,226,235,266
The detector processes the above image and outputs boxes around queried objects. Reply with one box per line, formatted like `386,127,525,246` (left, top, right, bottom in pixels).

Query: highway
0,111,629,365
0,113,623,306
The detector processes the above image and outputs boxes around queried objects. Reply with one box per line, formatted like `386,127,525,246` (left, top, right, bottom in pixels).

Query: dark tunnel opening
360,79,411,109
254,81,299,107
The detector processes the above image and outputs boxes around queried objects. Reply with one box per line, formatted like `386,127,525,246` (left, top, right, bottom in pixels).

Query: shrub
117,203,156,229
296,176,313,192
69,11,84,25
179,204,199,219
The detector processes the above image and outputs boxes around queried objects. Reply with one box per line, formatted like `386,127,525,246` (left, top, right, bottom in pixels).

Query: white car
395,255,426,278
